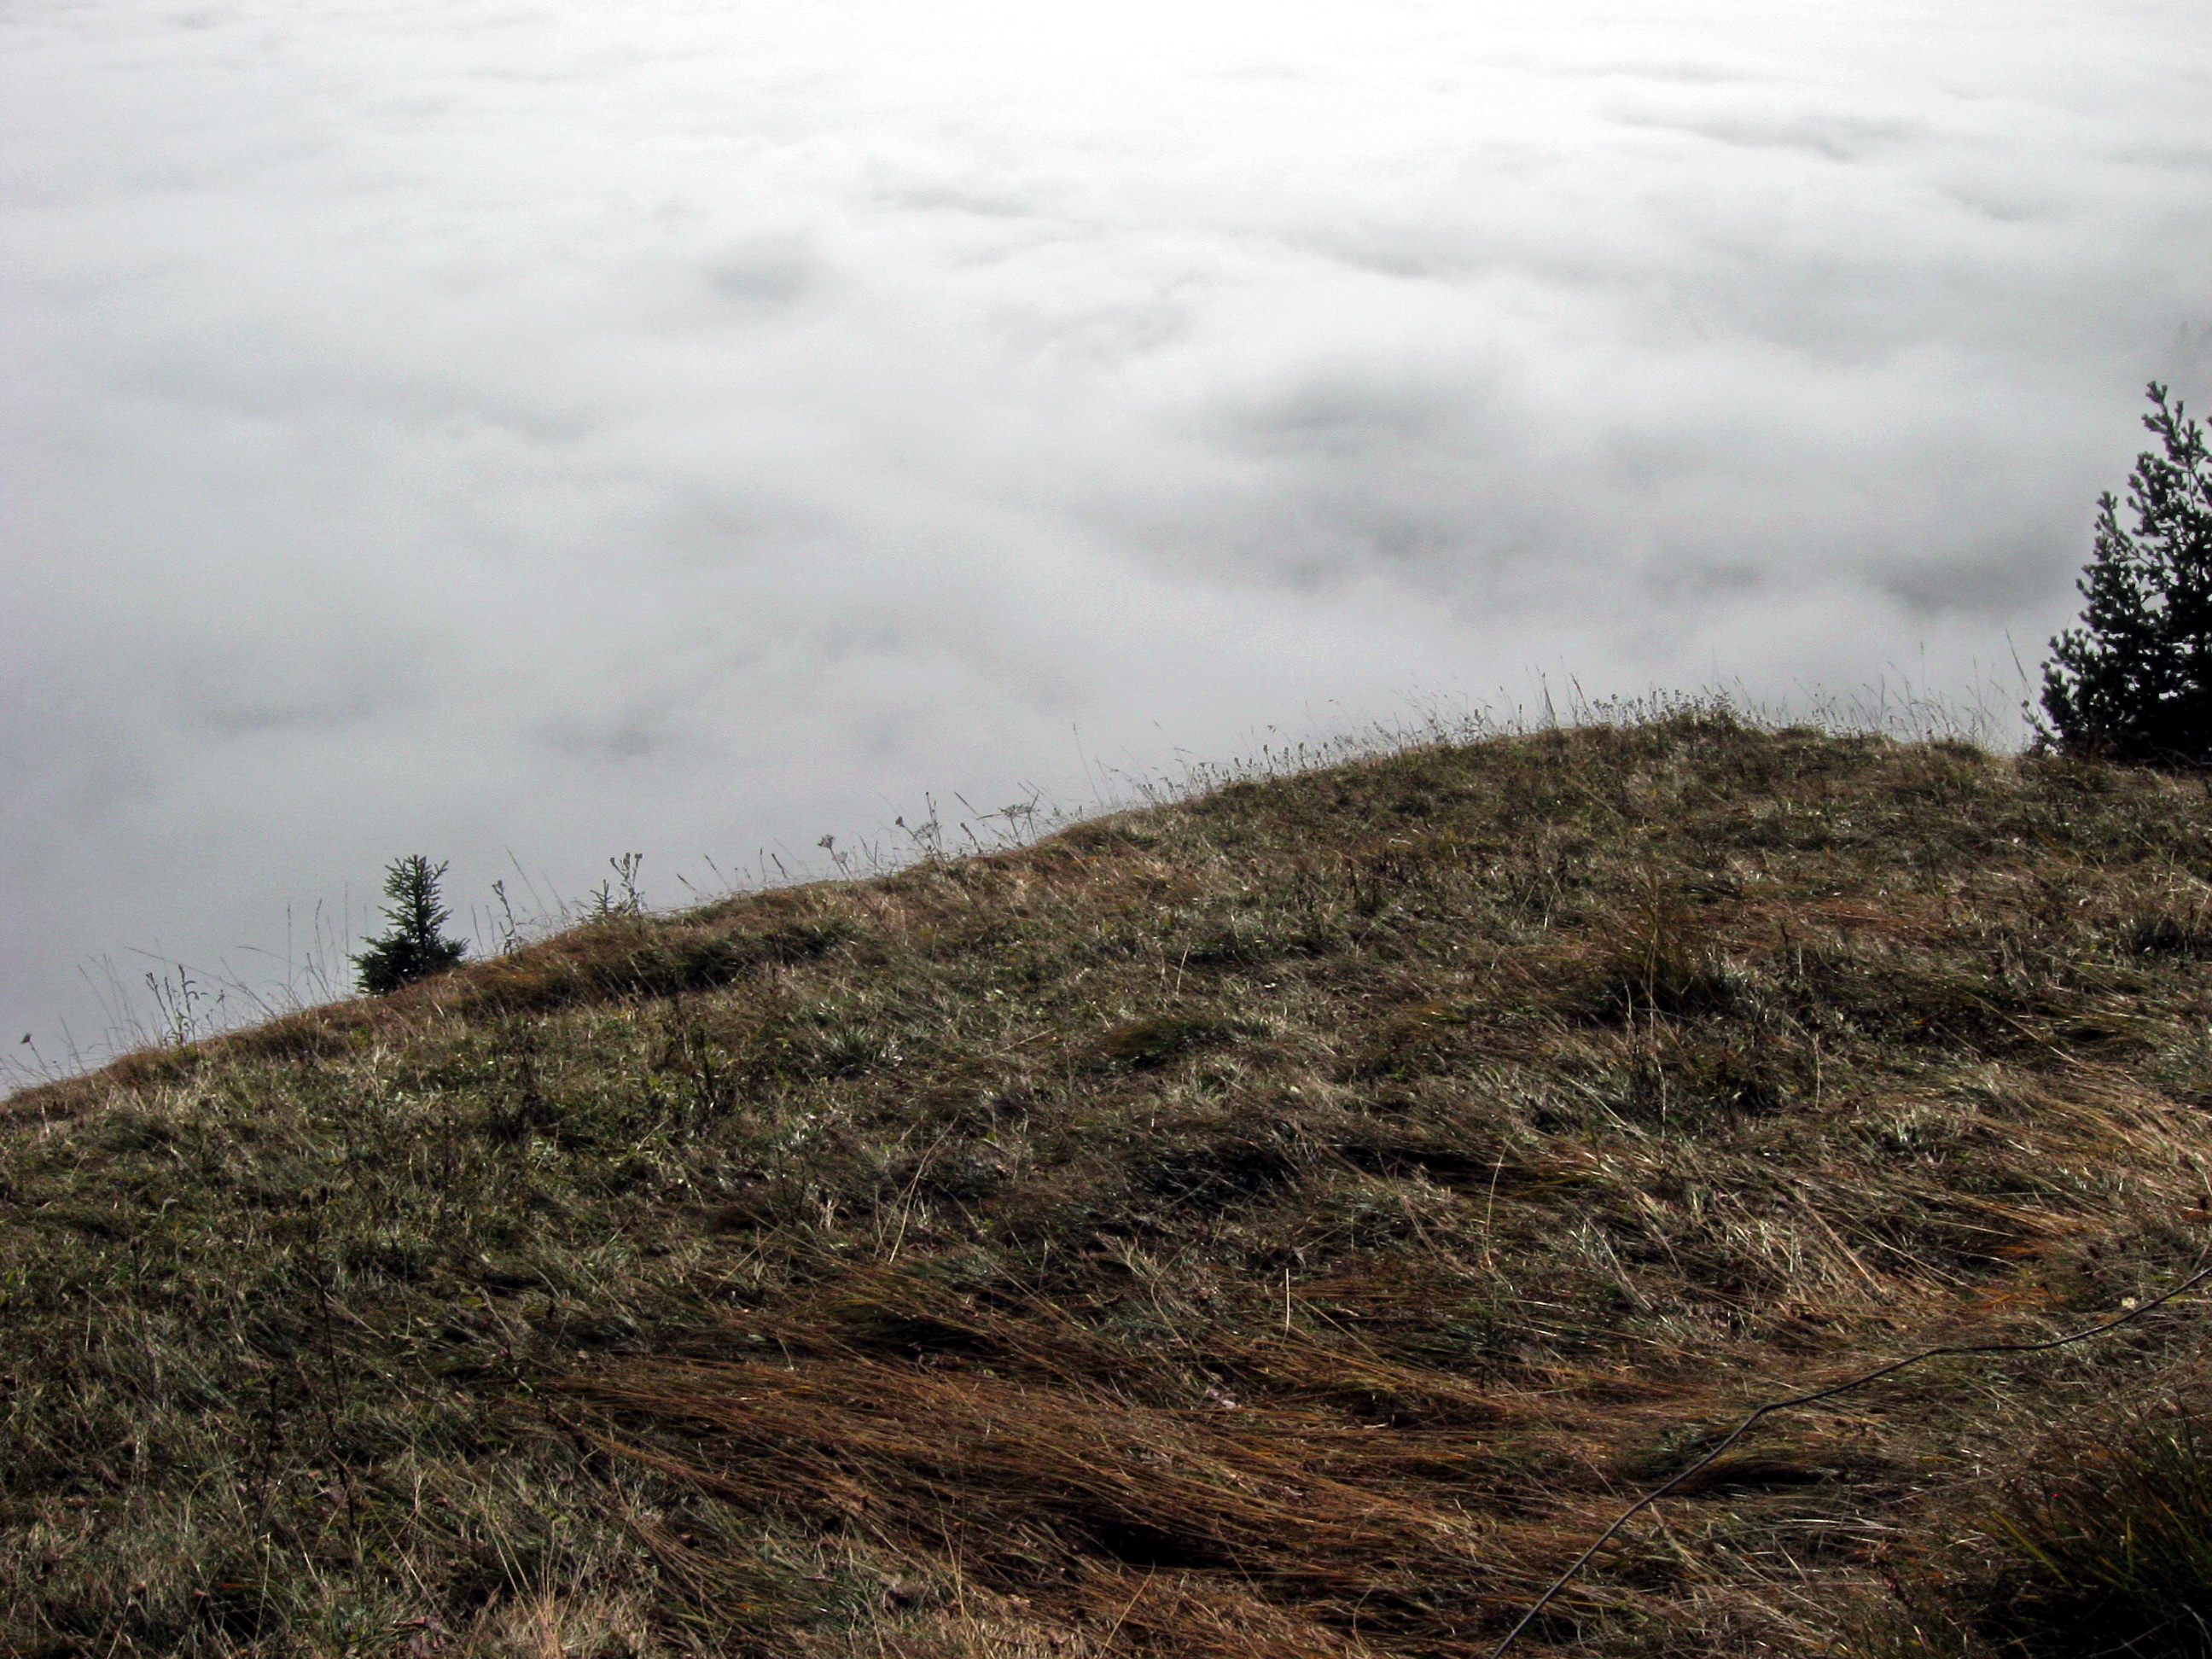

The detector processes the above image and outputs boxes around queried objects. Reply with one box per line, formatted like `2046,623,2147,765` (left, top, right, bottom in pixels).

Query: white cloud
3,0,2209,1067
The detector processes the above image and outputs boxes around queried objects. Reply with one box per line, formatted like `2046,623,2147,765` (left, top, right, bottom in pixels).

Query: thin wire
1486,1256,2212,1657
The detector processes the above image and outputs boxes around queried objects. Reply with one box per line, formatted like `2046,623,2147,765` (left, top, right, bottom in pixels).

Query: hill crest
8,711,2212,1656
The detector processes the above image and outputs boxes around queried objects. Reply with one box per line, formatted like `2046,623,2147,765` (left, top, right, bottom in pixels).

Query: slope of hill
9,710,2212,1657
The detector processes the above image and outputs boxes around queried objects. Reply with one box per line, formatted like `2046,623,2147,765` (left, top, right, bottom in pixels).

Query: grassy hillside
9,710,2212,1657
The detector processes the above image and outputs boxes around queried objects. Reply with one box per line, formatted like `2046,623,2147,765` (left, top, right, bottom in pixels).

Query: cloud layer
4,0,2209,1065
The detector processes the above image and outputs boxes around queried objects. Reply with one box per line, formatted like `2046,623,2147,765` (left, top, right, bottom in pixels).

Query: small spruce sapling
2041,382,2212,765
355,856,469,994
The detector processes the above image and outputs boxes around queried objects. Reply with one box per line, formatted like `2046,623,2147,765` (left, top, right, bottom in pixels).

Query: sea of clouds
3,0,2209,1070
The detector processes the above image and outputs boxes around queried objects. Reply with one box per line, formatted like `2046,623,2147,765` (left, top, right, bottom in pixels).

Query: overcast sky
3,0,2209,1074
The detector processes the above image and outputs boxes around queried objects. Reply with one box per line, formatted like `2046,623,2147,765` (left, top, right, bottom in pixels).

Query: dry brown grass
11,708,2212,1655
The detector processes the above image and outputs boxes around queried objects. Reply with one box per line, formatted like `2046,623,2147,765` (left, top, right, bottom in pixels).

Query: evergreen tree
354,856,469,994
2042,383,2212,765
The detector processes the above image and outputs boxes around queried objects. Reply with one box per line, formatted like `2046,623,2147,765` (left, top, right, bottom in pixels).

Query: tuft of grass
1860,1413,2212,1658
1585,902,1740,1022
2122,913,2212,961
